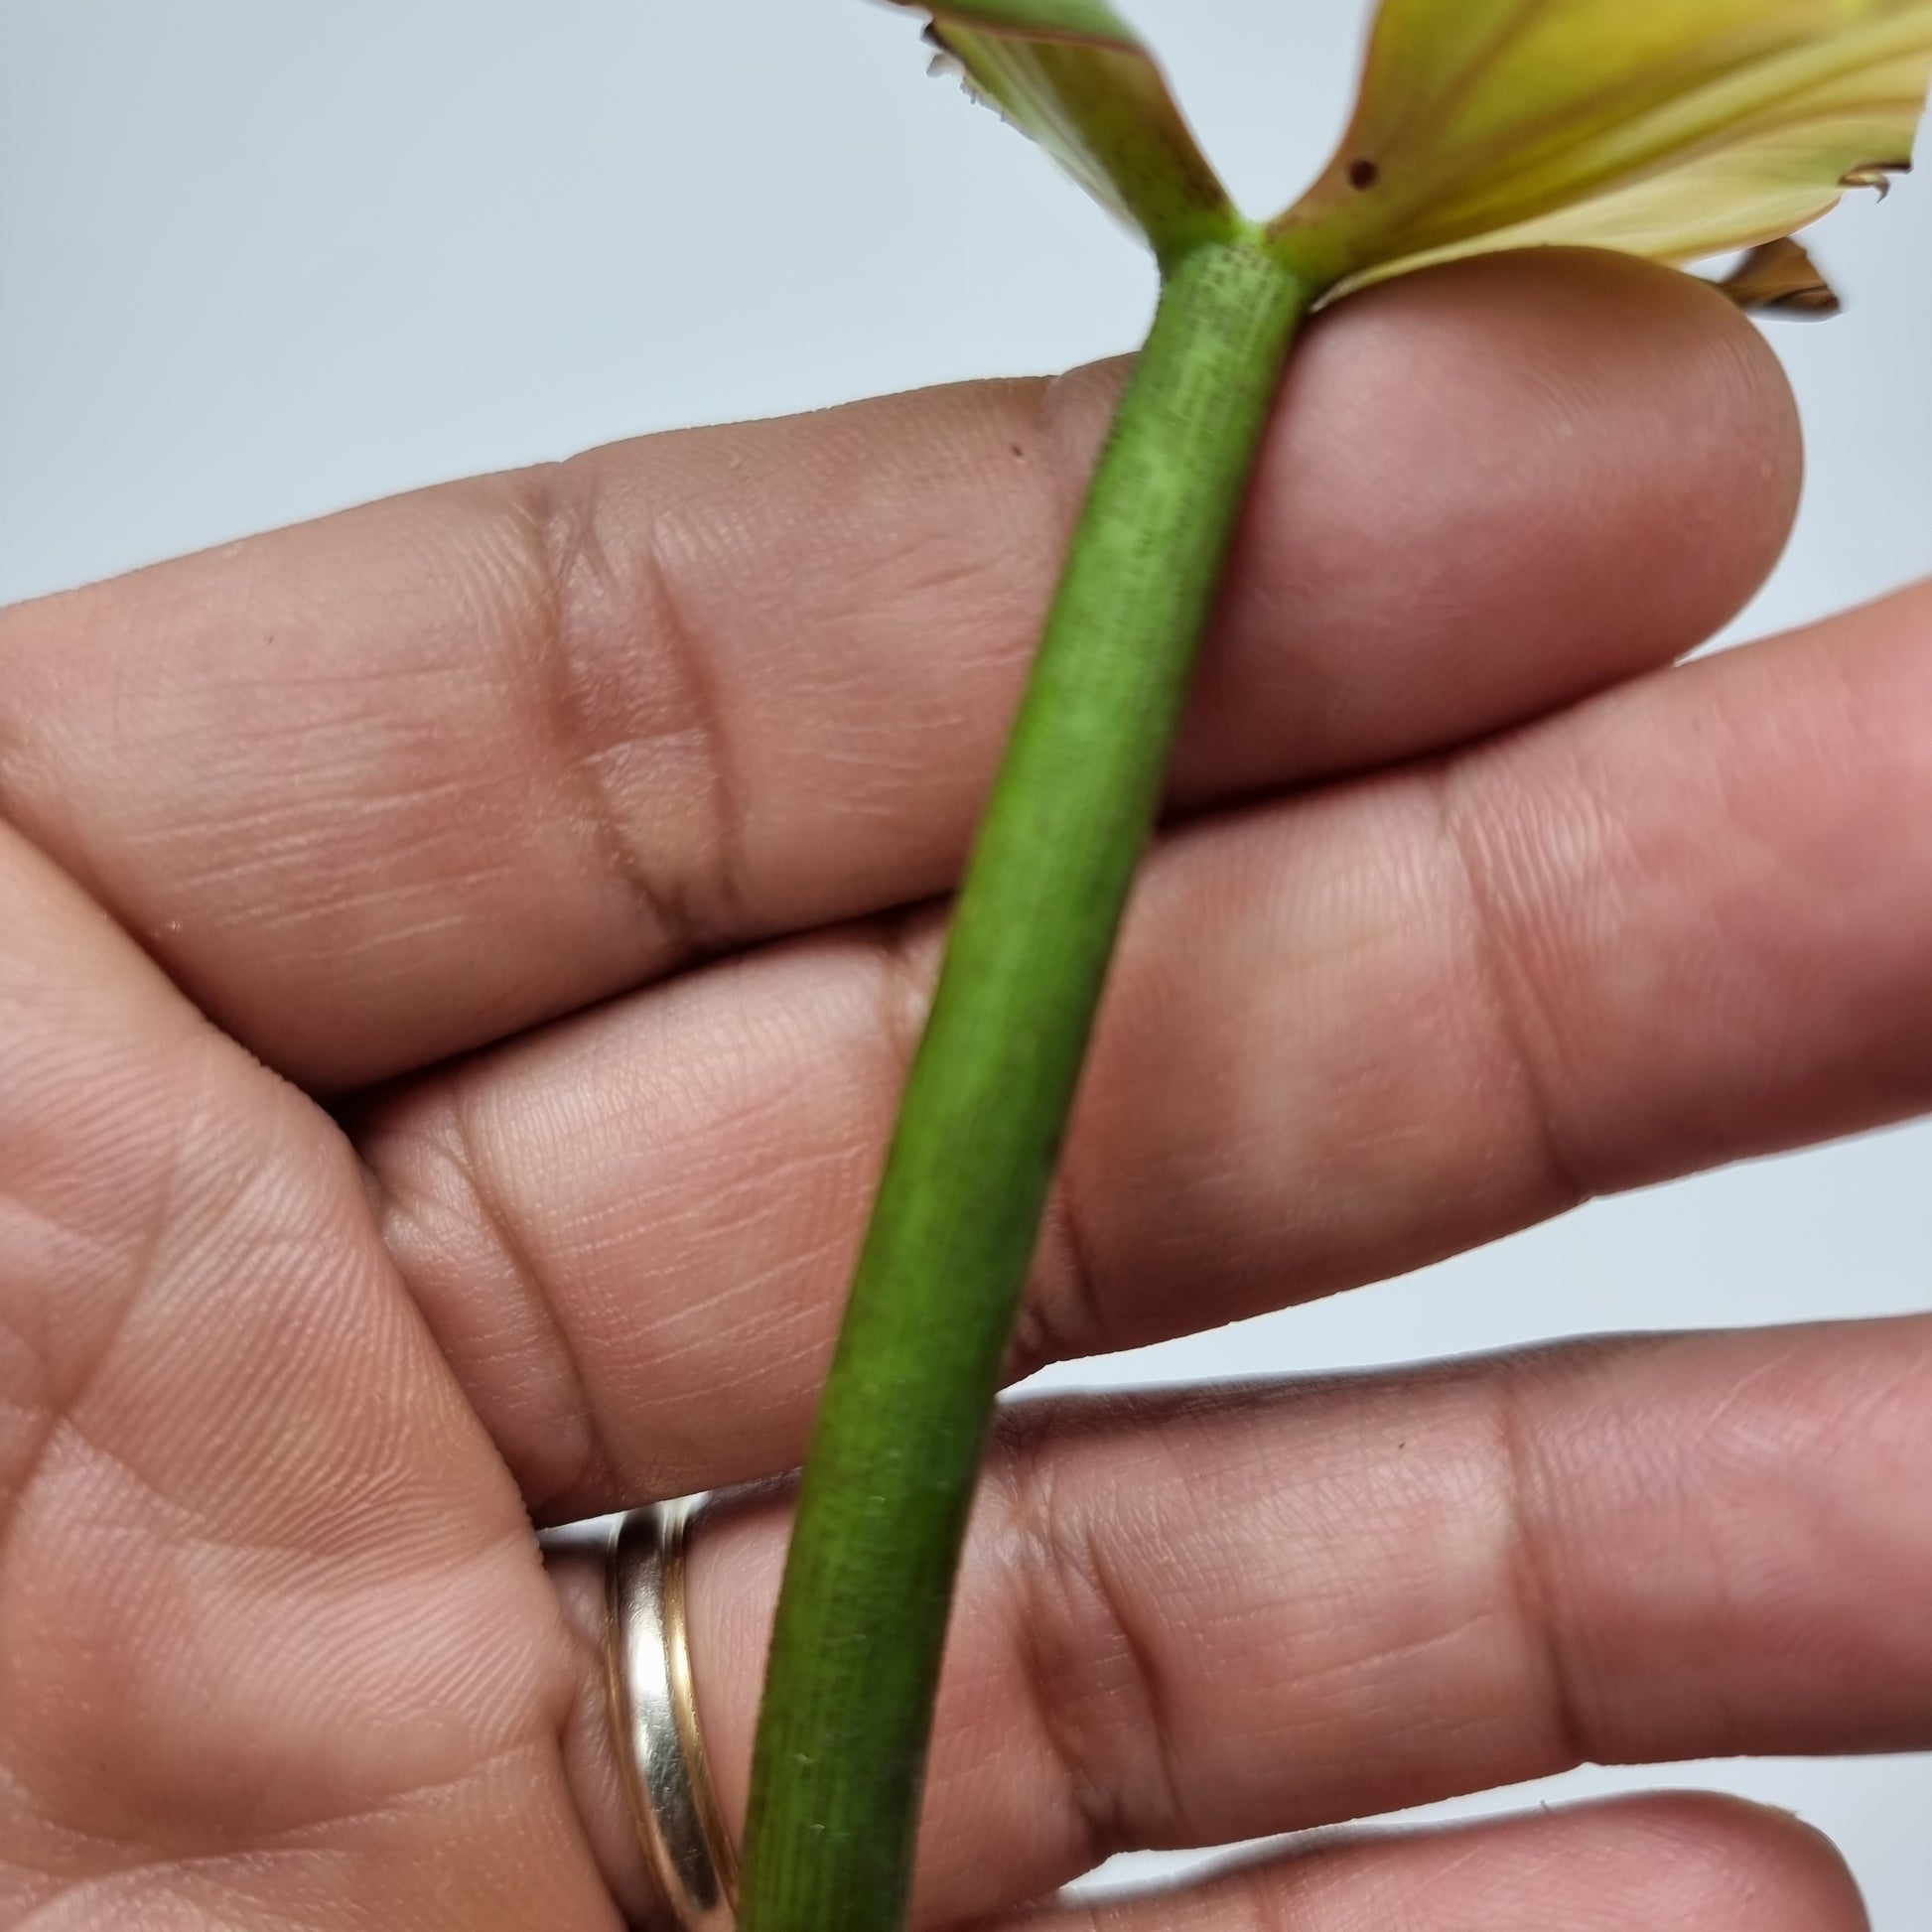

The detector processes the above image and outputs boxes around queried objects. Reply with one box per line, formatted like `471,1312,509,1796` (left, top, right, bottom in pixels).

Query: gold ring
605,1498,739,1930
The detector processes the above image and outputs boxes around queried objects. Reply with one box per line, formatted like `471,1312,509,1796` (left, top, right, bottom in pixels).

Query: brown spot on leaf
1347,157,1380,191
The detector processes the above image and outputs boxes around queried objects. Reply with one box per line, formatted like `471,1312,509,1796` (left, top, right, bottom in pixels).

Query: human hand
3,249,1928,1930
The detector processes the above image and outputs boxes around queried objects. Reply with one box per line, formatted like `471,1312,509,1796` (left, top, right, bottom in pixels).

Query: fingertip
1583,1791,1870,1931
1294,244,1804,548
1183,247,1804,793
1399,245,1802,607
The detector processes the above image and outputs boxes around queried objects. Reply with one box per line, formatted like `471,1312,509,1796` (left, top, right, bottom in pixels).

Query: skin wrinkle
368,1134,603,1523
0,1049,206,1584
1491,1366,1593,1774
13,1509,579,1889
7,1737,589,1932
619,487,754,954
1011,1175,1110,1377
1079,1485,1194,1854
520,460,712,965
990,1409,1120,1875
8,1735,543,1885
1434,757,1592,1209
444,1077,617,1517
14,1423,534,1823
1550,1334,1877,1768
997,1403,1196,1863
89,1158,374,1520
1655,1399,1760,1766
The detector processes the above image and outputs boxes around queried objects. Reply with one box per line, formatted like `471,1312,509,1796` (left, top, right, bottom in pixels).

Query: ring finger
547,1312,1932,1924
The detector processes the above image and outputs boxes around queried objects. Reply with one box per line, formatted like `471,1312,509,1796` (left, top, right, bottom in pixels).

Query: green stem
738,232,1313,1932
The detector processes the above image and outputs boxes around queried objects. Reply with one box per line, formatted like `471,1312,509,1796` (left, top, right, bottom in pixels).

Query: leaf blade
899,2,1236,258
1271,0,1932,293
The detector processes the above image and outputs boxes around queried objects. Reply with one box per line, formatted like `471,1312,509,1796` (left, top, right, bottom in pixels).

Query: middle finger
360,578,1932,1514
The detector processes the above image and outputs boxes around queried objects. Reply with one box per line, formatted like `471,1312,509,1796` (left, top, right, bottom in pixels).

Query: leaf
1270,0,1932,296
895,1,1237,259
1716,233,1843,312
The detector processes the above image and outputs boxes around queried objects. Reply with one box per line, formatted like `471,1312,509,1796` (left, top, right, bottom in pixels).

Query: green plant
736,5,1932,1927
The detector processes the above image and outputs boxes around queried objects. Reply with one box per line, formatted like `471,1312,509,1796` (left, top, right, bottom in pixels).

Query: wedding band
605,1498,739,1930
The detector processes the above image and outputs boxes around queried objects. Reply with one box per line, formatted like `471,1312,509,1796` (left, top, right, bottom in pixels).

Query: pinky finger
991,1794,1866,1932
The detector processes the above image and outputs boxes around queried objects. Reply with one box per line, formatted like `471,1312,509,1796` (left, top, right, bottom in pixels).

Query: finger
0,826,614,1927
361,577,1932,1515
0,251,1797,1088
993,1797,1864,1932
545,1315,1928,1925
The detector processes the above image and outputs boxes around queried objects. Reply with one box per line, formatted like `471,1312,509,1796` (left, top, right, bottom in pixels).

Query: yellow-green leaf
1269,0,1932,296
896,2,1237,260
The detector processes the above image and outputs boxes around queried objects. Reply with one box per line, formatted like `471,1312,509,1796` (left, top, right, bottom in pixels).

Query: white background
3,0,1928,1918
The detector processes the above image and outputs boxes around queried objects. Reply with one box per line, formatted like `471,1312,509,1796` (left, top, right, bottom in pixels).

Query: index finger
0,251,1797,1089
